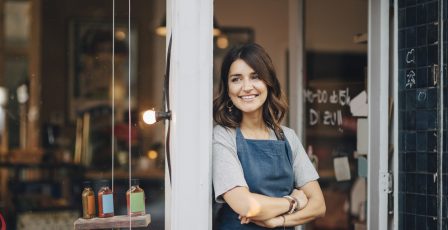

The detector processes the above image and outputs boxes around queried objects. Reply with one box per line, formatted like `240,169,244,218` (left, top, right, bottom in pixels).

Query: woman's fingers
238,215,251,224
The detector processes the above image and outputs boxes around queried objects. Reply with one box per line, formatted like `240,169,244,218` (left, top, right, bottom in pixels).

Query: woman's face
227,59,268,116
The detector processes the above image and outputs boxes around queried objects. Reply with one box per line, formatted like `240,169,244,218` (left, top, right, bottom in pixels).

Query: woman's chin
238,108,263,116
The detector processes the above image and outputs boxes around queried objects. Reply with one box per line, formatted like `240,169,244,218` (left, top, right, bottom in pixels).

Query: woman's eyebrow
229,73,242,77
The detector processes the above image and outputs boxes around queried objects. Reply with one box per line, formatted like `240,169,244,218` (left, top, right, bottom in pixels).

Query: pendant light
155,16,221,37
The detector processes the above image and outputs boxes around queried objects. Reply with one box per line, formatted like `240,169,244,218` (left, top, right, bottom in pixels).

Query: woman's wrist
290,189,308,210
283,195,298,214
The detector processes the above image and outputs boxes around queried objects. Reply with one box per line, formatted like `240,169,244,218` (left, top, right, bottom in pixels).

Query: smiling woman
212,43,326,230
227,59,268,116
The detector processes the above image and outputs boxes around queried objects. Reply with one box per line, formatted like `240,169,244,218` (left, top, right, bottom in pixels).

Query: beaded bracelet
281,215,286,230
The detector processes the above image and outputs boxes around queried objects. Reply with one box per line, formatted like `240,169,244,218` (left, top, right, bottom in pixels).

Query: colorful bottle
97,180,114,218
126,179,146,216
81,181,96,219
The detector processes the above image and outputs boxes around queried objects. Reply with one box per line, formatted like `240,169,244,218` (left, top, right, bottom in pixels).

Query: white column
288,0,305,139
392,0,399,229
367,0,389,229
166,0,213,229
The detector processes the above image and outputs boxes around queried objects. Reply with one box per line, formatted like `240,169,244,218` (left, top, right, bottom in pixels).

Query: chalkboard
305,81,364,137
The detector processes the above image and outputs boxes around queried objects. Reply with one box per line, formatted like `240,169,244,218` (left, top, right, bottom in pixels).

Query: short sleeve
212,125,248,203
283,127,320,188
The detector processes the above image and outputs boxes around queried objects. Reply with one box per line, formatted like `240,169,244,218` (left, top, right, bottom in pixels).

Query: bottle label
87,195,95,215
130,192,145,212
102,194,114,214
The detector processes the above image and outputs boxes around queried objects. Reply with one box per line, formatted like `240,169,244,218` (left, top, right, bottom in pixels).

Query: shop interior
0,0,368,229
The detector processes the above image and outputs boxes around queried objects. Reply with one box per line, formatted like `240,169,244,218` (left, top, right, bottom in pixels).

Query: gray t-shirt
213,125,319,203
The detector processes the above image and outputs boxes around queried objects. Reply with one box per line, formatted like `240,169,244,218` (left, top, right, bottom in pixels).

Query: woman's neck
240,112,269,139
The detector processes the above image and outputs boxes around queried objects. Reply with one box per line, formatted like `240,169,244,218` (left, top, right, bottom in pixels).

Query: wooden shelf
0,161,82,169
74,214,151,230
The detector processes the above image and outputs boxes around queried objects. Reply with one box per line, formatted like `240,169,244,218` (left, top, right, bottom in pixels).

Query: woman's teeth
240,95,257,100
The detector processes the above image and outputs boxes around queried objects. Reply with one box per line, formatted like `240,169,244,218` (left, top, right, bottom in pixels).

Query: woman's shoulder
213,125,237,150
280,125,297,137
280,125,302,144
213,125,236,138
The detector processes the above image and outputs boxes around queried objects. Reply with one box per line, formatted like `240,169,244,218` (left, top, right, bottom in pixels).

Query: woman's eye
251,74,259,80
230,77,240,82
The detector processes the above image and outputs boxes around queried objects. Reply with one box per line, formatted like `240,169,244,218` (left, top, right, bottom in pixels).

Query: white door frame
393,0,399,229
165,0,213,229
288,0,305,139
367,0,390,229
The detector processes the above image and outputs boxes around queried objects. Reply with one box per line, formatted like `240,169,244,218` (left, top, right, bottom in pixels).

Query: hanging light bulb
217,35,229,49
143,110,156,124
0,87,8,107
155,16,167,36
143,109,171,125
17,84,29,104
155,16,222,37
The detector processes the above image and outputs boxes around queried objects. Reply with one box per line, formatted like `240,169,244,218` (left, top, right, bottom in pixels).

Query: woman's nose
242,78,253,91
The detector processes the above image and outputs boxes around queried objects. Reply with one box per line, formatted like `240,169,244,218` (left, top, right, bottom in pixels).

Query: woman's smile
239,94,259,101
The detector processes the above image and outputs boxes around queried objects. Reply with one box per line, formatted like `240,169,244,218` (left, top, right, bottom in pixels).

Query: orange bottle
81,181,95,219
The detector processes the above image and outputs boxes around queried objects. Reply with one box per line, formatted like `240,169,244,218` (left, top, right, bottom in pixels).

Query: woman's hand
239,215,282,228
238,215,251,224
250,216,283,228
290,189,308,210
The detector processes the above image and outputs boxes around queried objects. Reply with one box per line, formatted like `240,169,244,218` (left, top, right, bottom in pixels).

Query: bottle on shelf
97,180,114,218
126,179,146,216
81,181,96,219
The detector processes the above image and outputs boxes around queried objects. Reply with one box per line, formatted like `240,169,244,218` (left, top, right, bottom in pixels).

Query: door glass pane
304,1,367,229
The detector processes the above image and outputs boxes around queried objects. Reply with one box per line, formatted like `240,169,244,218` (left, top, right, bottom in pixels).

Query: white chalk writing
306,87,350,128
406,49,415,64
305,88,350,106
309,108,343,127
406,70,416,88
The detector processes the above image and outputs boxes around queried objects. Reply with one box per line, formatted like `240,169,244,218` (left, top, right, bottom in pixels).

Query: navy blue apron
217,127,295,230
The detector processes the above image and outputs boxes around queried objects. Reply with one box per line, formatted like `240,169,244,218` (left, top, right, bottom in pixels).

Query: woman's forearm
283,195,326,226
250,181,326,228
223,187,290,220
274,181,326,227
246,192,291,220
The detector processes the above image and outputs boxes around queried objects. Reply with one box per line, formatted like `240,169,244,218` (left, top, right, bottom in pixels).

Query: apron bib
217,127,295,230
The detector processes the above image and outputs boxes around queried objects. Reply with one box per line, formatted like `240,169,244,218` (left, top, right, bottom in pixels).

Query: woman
213,43,325,229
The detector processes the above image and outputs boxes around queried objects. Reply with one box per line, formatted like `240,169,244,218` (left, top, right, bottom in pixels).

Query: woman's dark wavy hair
213,43,288,138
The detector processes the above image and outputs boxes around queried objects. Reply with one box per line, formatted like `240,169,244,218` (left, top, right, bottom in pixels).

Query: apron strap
274,127,286,141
